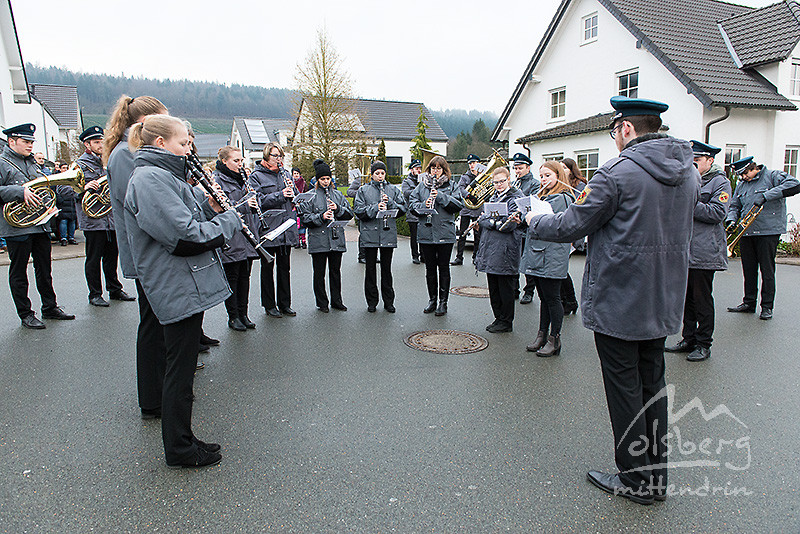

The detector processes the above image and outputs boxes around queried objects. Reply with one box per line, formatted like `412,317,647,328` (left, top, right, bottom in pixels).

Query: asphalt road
0,238,798,533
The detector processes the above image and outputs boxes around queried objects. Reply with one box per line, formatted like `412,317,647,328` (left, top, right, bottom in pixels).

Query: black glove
725,220,736,232
753,193,766,206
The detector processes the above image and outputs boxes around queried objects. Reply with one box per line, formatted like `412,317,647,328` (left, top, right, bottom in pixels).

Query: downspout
704,106,730,144
521,142,532,158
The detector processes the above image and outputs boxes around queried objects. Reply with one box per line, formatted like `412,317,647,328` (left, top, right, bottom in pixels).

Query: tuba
81,176,112,218
3,167,85,228
463,150,512,210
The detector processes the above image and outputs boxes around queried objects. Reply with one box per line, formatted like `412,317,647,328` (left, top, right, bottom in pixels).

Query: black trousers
260,246,291,310
223,259,253,320
682,269,716,348
84,230,123,299
739,234,779,310
594,332,668,493
135,280,166,412
408,222,419,260
455,215,480,260
311,251,344,308
364,247,394,307
6,233,58,318
161,311,204,465
487,273,516,326
534,276,563,336
560,273,577,306
420,243,453,300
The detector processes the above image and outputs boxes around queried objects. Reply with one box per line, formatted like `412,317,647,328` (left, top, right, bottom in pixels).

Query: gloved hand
725,220,737,232
753,193,766,206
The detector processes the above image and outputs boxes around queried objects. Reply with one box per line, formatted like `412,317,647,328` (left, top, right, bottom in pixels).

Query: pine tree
378,139,387,164
410,106,432,161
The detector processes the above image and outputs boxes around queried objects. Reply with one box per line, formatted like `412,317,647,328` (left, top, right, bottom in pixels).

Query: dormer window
582,13,598,44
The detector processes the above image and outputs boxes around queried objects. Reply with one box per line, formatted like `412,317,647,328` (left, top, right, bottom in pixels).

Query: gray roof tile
234,117,295,151
28,84,81,128
516,112,668,144
720,1,800,67
193,134,230,159
347,99,448,142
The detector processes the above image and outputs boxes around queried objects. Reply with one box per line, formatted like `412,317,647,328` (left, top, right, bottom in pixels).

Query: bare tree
293,29,367,179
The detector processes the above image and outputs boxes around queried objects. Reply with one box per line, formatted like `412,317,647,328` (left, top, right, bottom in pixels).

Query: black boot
423,299,437,314
537,335,561,357
435,299,448,316
526,331,547,352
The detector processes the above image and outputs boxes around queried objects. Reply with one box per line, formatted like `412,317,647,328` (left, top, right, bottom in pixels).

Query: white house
294,98,448,179
0,1,60,161
28,83,82,150
231,117,295,168
492,0,800,218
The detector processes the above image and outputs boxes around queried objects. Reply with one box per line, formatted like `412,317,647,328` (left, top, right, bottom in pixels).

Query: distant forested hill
25,64,497,139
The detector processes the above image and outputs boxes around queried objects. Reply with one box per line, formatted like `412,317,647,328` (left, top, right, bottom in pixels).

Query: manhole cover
450,285,490,298
404,330,489,354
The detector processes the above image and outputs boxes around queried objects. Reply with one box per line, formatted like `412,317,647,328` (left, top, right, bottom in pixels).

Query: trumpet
727,205,763,257
186,153,274,263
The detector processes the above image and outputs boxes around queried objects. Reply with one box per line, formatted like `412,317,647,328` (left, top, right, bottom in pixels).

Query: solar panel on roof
243,119,270,143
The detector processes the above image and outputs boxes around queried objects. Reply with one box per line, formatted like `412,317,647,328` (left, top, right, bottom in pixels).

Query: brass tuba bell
3,167,85,228
81,175,112,218
463,150,513,210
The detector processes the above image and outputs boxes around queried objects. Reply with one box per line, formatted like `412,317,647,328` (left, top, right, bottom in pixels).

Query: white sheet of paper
483,202,508,216
264,218,296,241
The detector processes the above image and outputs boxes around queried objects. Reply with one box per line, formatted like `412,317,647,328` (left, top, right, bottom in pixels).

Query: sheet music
377,209,398,219
264,218,296,241
483,202,508,216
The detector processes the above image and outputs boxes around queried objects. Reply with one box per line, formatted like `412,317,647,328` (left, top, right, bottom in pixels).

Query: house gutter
704,106,731,144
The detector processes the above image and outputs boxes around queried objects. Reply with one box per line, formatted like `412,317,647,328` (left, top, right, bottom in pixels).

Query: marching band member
474,167,524,332
559,158,587,313
725,155,799,320
297,159,353,312
401,159,423,264
0,123,75,328
521,161,574,355
409,155,463,316
125,114,239,468
510,153,540,304
249,143,299,318
353,161,406,313
452,154,485,265
525,97,698,505
212,146,259,331
105,95,168,419
665,141,731,361
76,126,134,307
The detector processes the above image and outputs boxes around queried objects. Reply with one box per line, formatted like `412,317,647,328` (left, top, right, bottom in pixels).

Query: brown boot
526,331,547,352
537,335,561,357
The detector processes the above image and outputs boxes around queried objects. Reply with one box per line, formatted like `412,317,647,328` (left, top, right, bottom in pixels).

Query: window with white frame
725,144,745,173
542,153,564,161
618,70,639,98
576,151,599,180
550,87,566,120
785,146,799,176
791,60,800,97
582,13,598,43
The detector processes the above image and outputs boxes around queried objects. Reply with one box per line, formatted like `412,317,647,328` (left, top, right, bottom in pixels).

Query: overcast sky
11,0,776,114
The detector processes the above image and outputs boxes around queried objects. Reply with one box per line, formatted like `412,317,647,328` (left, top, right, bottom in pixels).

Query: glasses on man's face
269,153,283,158
609,123,623,139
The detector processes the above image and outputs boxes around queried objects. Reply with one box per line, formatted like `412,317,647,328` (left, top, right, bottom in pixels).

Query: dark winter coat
689,165,731,271
517,171,541,197
401,171,422,223
726,165,799,236
248,163,299,247
213,165,259,263
521,191,573,279
474,187,524,275
353,180,406,248
297,186,353,254
75,150,113,231
55,185,77,220
408,174,463,244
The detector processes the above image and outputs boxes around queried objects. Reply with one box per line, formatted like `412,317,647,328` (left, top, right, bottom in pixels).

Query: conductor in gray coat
525,97,698,504
125,115,239,469
665,141,731,362
353,161,406,312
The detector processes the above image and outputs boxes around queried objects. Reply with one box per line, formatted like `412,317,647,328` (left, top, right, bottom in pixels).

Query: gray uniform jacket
346,177,362,199
726,165,799,236
458,164,486,217
76,150,114,231
0,145,49,238
528,134,699,341
107,130,137,278
409,175,464,244
297,186,353,254
248,164,299,247
521,192,573,279
690,165,731,271
518,171,541,197
474,188,524,276
401,172,422,223
124,146,240,325
213,168,259,263
353,180,406,248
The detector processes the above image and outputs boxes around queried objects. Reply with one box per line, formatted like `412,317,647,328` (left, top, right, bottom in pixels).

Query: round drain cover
450,285,490,298
404,330,489,354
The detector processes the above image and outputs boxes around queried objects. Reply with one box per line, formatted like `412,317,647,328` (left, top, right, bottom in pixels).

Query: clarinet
186,154,274,263
424,175,437,227
379,181,390,231
241,168,268,229
324,186,340,240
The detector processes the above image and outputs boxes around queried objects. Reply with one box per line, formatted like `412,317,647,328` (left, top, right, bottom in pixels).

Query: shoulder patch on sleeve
575,186,592,205
719,192,729,203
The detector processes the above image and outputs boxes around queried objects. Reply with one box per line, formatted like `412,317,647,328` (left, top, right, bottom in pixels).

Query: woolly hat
370,161,387,175
314,159,332,179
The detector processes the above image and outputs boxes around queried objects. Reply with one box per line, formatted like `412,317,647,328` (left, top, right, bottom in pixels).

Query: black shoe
109,290,136,301
486,320,499,331
367,305,377,313
228,317,247,331
198,344,210,353
665,339,695,353
317,306,330,313
727,303,756,313
68,239,78,245
450,257,463,266
200,332,220,346
89,296,110,307
21,314,46,329
240,316,256,329
563,301,578,315
42,307,75,320
412,258,421,265
60,239,67,246
586,470,654,505
520,292,533,305
423,299,437,314
358,258,366,264
141,408,161,420
759,308,773,320
167,448,222,469
331,303,347,311
435,300,447,316
279,307,296,317
265,307,283,318
487,322,512,333
384,304,396,313
687,346,711,361
193,437,221,453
